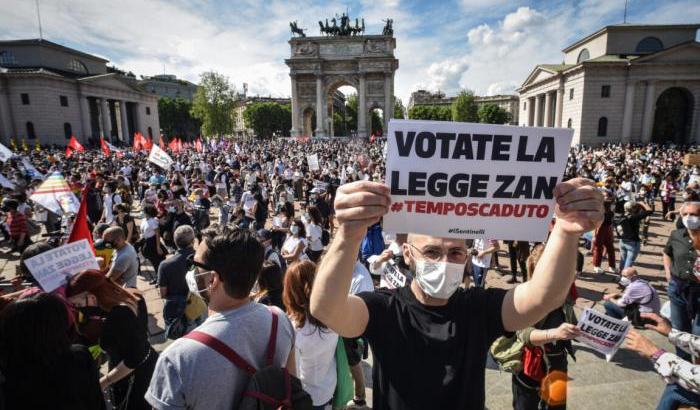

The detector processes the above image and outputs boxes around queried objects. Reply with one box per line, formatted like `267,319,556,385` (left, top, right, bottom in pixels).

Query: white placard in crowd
148,145,174,169
0,142,13,162
21,157,43,179
0,174,14,189
23,239,100,293
576,308,630,360
307,154,320,171
383,119,573,241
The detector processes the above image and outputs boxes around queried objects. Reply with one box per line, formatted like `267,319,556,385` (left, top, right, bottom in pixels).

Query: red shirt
7,211,27,239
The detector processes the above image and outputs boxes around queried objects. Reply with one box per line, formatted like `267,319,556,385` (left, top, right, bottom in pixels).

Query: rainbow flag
29,171,80,215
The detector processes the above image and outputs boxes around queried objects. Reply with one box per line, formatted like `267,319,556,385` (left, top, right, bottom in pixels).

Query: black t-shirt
358,286,508,409
157,247,194,297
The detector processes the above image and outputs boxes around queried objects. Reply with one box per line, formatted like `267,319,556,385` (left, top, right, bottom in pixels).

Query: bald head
103,226,126,248
621,267,638,279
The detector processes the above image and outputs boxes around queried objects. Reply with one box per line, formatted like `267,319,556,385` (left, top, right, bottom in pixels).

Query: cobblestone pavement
0,207,678,409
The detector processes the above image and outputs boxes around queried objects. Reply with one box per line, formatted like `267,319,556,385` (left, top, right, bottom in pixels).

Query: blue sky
1,0,699,104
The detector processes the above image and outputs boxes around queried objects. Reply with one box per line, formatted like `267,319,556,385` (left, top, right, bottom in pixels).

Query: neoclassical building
0,39,160,146
517,24,700,145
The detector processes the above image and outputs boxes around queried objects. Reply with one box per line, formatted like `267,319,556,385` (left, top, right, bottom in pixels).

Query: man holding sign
310,120,603,409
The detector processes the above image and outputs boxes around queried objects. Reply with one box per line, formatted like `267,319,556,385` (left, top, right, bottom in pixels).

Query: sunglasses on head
186,254,214,272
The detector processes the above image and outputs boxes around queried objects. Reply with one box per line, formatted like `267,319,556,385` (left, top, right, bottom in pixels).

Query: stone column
621,82,636,142
314,76,326,137
555,87,564,127
119,100,129,142
527,97,534,126
384,73,393,135
0,88,14,143
133,102,142,136
358,75,367,138
100,98,112,142
544,92,554,127
78,96,92,142
641,81,656,143
533,94,541,127
290,75,300,137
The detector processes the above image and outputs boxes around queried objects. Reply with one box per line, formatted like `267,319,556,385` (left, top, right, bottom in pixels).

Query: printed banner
23,239,100,292
383,119,573,241
307,154,320,171
30,171,80,215
148,145,174,169
576,308,630,359
21,157,44,179
0,142,13,162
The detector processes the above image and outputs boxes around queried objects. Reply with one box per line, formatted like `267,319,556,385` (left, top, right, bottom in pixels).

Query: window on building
64,123,72,139
567,118,572,128
60,95,69,107
523,101,527,110
636,37,664,53
577,48,590,63
21,93,30,105
67,59,88,74
26,122,36,139
147,126,153,138
601,85,610,98
0,50,16,65
597,117,608,137
146,107,151,115
569,88,574,100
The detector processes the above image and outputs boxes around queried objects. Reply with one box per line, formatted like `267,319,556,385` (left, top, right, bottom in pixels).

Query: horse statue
382,18,393,36
290,21,306,37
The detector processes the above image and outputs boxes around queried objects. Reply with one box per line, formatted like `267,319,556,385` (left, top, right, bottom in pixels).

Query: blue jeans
472,265,486,288
668,279,700,360
603,301,626,319
619,240,641,271
657,383,700,410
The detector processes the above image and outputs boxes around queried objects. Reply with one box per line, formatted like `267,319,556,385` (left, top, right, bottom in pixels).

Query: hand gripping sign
576,308,630,360
383,119,573,241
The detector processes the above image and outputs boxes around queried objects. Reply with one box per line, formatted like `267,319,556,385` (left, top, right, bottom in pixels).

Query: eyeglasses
187,254,215,273
408,243,470,264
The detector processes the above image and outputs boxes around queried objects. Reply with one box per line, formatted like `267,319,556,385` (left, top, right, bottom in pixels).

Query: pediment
78,74,144,93
521,66,558,88
633,42,700,64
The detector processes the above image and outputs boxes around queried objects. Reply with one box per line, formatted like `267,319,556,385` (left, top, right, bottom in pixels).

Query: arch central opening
326,83,358,138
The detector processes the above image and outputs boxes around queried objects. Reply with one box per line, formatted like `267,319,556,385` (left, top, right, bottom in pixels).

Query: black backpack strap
265,306,279,367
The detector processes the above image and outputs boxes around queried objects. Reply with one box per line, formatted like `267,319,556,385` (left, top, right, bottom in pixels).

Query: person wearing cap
67,270,157,410
614,200,652,272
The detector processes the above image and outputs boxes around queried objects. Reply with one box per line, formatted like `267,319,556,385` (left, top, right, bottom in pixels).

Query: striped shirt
7,211,27,239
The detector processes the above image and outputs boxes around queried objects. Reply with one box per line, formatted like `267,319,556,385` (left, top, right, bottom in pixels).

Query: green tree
345,94,358,133
158,97,201,139
478,103,512,124
408,105,452,121
370,109,383,136
451,89,479,122
333,112,345,136
243,102,292,138
190,71,237,138
393,98,406,119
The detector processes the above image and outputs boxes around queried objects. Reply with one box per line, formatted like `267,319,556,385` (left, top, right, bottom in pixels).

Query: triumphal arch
285,14,399,138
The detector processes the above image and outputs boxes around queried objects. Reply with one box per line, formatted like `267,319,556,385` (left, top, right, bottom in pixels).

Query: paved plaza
0,205,677,409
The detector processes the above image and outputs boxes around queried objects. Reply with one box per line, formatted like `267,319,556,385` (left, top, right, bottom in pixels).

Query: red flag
100,136,110,156
195,138,203,153
176,138,183,153
66,146,73,158
370,134,376,143
68,189,95,255
144,136,153,151
132,132,142,152
68,136,85,152
168,137,178,153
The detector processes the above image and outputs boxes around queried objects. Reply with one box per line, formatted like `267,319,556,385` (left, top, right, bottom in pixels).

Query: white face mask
414,259,465,299
684,215,700,231
290,225,299,235
619,276,631,287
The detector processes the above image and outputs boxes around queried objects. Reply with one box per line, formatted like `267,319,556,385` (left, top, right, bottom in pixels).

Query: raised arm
310,181,390,338
502,178,603,332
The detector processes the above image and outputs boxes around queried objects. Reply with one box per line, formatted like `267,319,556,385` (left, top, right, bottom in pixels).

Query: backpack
184,308,312,410
265,247,287,273
489,334,524,373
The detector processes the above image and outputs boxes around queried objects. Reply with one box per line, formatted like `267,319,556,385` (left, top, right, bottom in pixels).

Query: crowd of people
0,137,699,409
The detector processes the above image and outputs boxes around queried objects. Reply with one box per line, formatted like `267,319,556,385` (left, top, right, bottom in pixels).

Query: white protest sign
576,308,630,360
383,119,573,241
23,239,99,292
21,157,43,179
307,154,320,171
148,145,174,169
0,174,14,189
0,142,13,162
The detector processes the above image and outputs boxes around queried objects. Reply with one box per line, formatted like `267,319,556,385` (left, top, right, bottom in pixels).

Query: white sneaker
593,267,604,274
